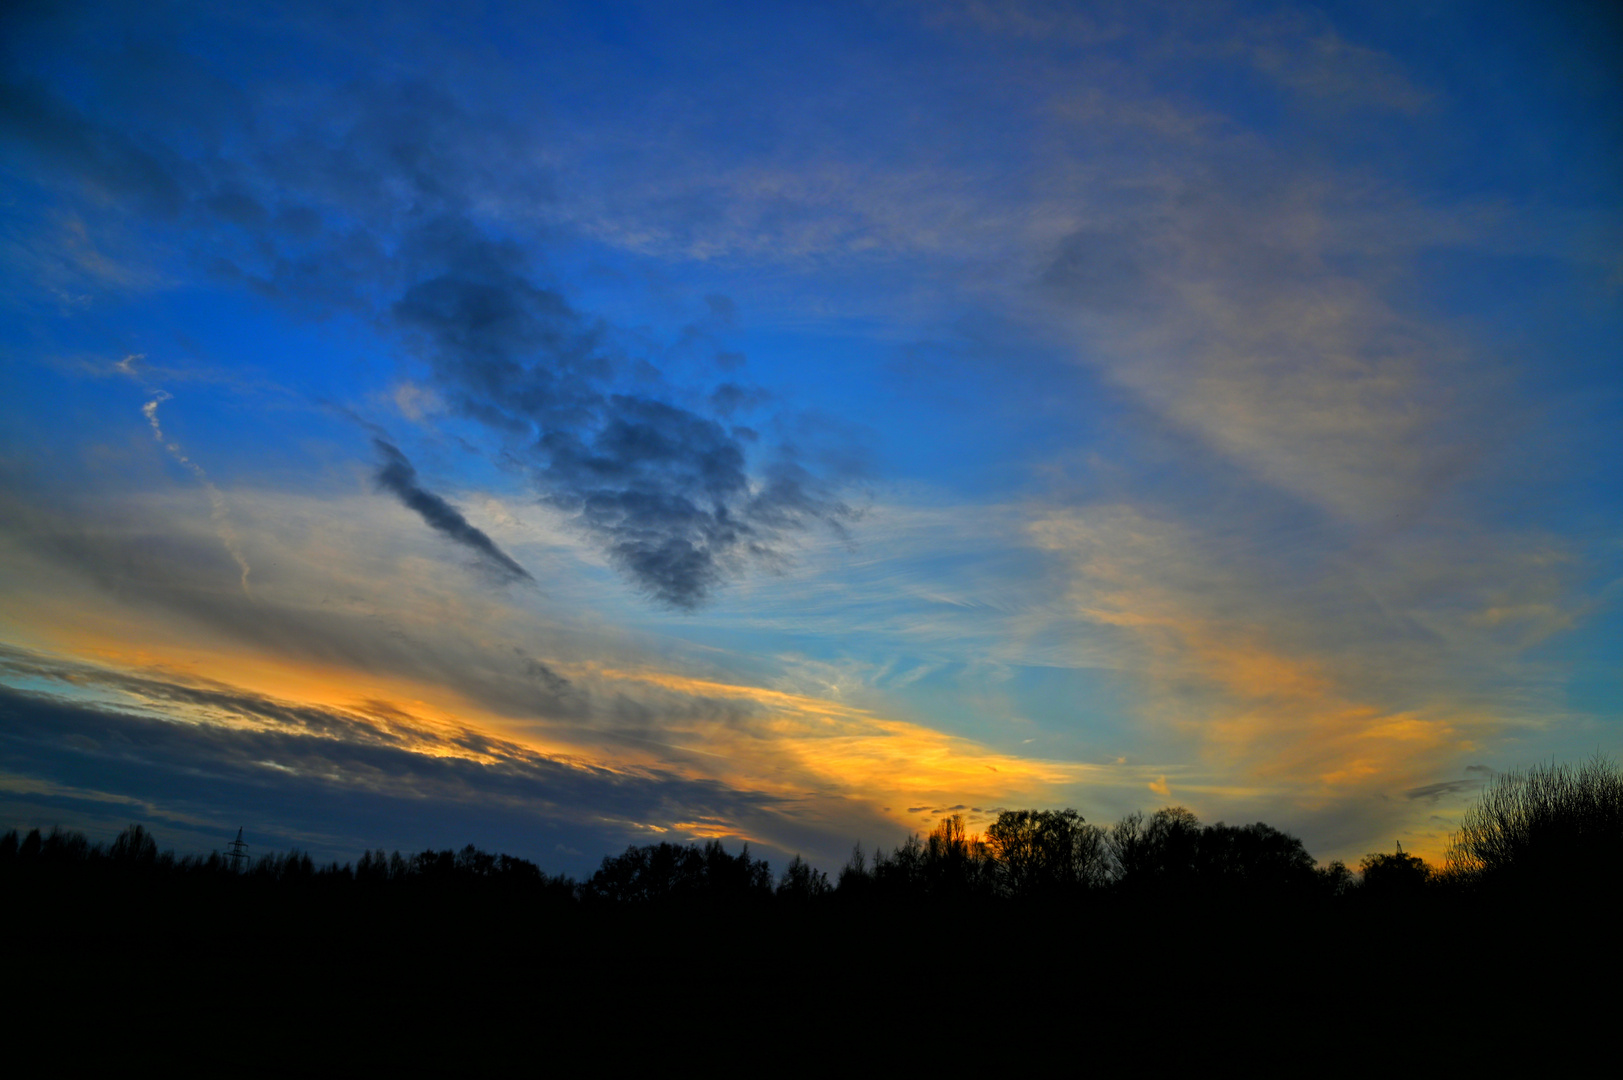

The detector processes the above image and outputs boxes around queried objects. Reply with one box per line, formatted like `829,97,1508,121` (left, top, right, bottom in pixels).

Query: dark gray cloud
1,38,858,608
1404,778,1485,803
382,214,855,608
1404,765,1497,804
372,438,532,583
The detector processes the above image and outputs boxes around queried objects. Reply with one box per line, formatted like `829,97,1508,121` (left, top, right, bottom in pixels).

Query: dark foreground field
6,872,1610,1071
11,758,1622,1072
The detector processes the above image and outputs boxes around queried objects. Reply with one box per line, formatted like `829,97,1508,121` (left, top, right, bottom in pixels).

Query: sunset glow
2,0,1618,874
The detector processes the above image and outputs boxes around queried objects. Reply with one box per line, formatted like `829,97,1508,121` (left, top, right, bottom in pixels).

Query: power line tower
226,828,249,873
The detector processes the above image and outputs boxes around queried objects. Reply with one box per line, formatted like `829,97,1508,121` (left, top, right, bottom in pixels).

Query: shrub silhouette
1446,754,1623,894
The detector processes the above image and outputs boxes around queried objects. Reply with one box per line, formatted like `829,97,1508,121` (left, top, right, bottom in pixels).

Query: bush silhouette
1447,754,1623,894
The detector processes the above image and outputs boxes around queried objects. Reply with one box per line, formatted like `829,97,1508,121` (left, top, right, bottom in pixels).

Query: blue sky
1,0,1618,875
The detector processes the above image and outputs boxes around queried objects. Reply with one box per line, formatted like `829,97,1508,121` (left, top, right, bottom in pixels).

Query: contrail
143,392,253,597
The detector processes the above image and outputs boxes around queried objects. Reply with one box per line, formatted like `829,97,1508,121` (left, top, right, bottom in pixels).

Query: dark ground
5,876,1610,1071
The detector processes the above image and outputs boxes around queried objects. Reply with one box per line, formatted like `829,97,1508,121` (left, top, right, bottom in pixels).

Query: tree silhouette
776,855,831,902
868,833,927,898
1110,807,1202,890
1195,822,1318,895
355,849,391,885
984,809,1105,898
584,839,773,905
6,773,1617,938
108,824,157,868
836,843,870,898
923,814,991,897
1359,847,1430,897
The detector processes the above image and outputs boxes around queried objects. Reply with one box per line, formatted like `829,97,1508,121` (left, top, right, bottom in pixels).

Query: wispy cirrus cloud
1039,170,1495,527
1027,503,1586,857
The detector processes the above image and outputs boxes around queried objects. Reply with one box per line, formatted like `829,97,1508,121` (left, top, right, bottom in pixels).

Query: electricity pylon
226,828,248,873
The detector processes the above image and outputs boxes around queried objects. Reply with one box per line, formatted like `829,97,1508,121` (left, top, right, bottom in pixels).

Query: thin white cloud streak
142,392,253,597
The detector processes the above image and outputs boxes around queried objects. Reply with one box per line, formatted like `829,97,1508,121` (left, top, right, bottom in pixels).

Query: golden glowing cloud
0,492,1109,854
1028,505,1543,861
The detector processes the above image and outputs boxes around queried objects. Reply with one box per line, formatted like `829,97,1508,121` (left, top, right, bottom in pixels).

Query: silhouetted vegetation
1445,753,1623,897
9,766,1621,910
6,768,1617,1066
1357,846,1431,899
582,839,773,905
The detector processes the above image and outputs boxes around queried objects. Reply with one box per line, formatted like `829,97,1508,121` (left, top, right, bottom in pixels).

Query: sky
1,0,1619,876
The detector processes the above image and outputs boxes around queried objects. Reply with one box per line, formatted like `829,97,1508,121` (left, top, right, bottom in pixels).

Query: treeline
0,823,577,904
7,755,1618,910
833,809,1352,904
9,762,1616,1069
0,806,1435,910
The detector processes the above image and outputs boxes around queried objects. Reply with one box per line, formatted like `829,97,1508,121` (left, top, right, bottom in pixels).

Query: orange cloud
0,570,1108,852
1030,506,1527,861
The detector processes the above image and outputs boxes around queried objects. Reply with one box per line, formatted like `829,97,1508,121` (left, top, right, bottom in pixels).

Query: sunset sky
2,0,1618,875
